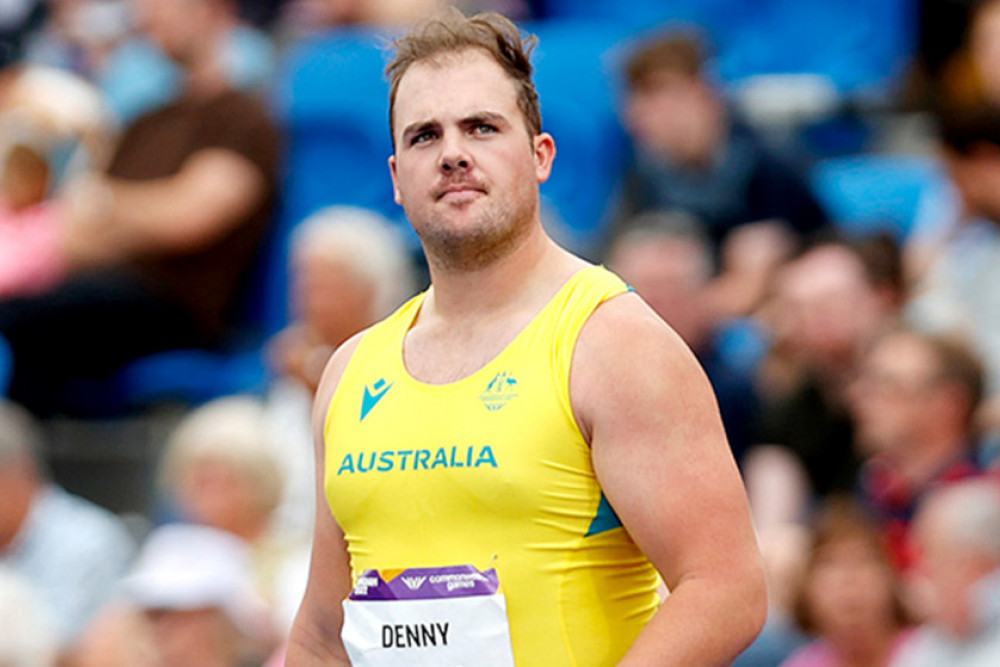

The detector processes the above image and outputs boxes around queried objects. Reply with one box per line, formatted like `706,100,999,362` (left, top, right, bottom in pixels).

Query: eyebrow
460,111,509,128
400,120,440,146
400,111,511,145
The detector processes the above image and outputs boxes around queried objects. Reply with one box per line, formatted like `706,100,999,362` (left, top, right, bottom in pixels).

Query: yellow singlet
324,265,660,666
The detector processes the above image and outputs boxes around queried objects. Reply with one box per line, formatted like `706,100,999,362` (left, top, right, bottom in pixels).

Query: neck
422,224,572,322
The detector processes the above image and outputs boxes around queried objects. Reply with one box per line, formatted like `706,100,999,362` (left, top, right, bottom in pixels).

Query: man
287,10,765,666
0,0,280,415
0,399,135,646
751,237,901,506
852,327,986,573
616,29,828,252
891,478,1000,666
909,104,1000,443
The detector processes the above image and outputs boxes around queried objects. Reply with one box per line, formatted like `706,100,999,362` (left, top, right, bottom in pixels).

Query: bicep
574,297,760,590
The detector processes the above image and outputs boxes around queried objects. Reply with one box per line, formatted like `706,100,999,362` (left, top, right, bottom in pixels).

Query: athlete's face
389,49,555,271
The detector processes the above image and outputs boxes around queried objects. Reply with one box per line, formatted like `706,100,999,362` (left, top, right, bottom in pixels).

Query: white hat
122,523,270,638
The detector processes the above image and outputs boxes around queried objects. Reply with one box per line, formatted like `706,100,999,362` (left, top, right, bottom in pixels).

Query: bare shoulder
571,291,709,442
571,284,763,619
311,329,369,446
577,289,692,364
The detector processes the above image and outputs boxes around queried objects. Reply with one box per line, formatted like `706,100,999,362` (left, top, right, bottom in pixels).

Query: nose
438,131,472,173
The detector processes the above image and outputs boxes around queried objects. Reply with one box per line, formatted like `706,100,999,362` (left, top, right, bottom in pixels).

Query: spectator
605,209,761,462
0,141,66,299
933,0,1000,112
0,65,113,300
68,600,159,667
159,395,308,632
852,327,986,574
266,205,416,540
116,523,276,667
99,0,277,123
616,29,828,253
25,0,133,82
750,237,902,507
891,478,1000,666
0,0,281,416
25,0,277,124
782,497,914,667
0,0,46,67
269,205,417,394
0,399,135,646
0,566,59,667
909,103,1000,442
275,0,449,40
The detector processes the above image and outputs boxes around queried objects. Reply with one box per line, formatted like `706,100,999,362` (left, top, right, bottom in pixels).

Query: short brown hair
385,8,541,144
871,327,986,427
792,496,911,634
624,30,708,92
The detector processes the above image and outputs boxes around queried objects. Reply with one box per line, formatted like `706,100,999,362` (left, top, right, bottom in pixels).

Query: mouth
435,183,486,201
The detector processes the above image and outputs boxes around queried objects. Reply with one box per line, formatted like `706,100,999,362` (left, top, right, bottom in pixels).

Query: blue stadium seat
527,19,632,257
546,0,916,97
274,26,400,229
0,332,10,397
55,233,280,416
709,0,917,95
809,153,949,240
541,0,709,32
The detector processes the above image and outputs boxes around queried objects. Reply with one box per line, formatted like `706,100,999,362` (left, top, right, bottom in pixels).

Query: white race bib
341,565,515,667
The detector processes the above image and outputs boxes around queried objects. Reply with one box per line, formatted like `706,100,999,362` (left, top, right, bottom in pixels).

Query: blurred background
1,1,1000,665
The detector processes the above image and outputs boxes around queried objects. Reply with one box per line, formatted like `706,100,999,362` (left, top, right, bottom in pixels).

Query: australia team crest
479,371,519,411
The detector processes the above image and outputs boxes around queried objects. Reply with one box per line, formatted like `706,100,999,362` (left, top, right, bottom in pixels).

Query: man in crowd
0,399,134,646
893,478,1000,666
0,0,280,415
852,327,986,573
616,29,828,251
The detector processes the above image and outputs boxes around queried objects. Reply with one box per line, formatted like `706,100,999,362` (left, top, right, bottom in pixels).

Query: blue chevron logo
360,378,393,421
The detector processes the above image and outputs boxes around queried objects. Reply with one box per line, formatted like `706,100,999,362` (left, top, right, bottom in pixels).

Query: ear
388,154,402,205
533,132,556,184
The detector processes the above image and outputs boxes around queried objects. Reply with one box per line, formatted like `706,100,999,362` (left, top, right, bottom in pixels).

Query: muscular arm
285,334,364,666
573,293,767,666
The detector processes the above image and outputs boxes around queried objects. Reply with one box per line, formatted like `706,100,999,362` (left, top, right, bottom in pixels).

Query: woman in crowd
782,497,913,667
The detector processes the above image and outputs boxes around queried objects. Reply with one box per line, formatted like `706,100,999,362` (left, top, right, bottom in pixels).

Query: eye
410,129,437,146
472,123,498,136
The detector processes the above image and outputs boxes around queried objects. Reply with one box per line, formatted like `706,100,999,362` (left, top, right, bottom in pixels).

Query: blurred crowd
1,1,1000,666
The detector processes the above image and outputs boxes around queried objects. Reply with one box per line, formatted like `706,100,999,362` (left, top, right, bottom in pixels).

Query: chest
325,331,594,530
401,315,536,385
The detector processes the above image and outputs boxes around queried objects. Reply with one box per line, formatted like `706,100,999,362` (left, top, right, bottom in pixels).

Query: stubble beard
417,194,535,273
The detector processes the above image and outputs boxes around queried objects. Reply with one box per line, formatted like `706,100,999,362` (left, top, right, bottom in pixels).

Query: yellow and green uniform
324,265,660,666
